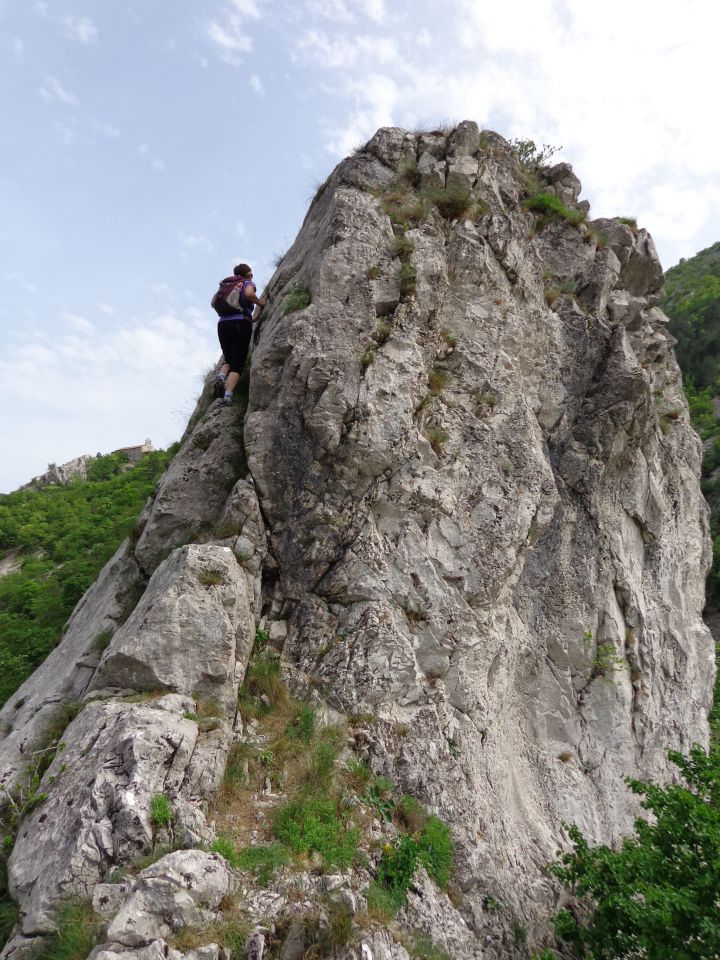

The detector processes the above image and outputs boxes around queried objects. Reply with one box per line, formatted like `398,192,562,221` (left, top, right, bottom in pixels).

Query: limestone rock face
246,122,713,926
0,404,253,798
90,544,254,708
0,122,714,960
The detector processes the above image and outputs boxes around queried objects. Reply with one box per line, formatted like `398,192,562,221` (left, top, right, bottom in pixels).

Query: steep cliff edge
0,123,713,960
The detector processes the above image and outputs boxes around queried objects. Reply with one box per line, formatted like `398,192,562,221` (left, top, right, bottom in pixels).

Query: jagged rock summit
0,122,714,960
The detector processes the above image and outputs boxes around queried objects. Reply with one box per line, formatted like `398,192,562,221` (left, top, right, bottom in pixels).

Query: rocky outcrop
22,455,96,490
0,122,713,960
245,121,713,930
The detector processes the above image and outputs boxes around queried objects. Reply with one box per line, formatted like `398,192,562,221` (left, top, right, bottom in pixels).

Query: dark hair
233,263,252,277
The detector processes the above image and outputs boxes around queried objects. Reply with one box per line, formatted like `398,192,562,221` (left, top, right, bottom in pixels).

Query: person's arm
245,283,267,308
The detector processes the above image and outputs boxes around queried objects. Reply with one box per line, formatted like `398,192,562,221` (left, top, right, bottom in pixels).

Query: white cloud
34,4,98,44
94,121,121,138
296,30,398,68
236,221,247,236
11,37,23,59
66,17,97,44
290,0,720,267
53,121,76,145
152,158,167,173
249,73,265,95
39,76,79,106
98,302,115,315
204,0,261,61
229,0,260,14
306,0,354,22
61,312,94,335
0,309,219,491
361,0,386,23
179,232,215,254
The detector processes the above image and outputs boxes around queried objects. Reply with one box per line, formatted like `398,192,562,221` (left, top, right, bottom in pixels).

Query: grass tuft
424,184,472,220
399,262,417,299
33,900,100,960
282,287,312,315
272,793,359,868
522,193,586,231
149,793,173,828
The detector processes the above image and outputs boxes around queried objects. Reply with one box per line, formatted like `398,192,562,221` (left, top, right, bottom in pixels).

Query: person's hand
260,297,268,307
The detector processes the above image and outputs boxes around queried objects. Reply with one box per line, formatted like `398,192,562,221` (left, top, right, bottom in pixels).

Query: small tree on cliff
548,744,720,960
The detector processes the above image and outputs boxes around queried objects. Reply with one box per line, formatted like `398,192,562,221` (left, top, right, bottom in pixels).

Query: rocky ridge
0,122,714,960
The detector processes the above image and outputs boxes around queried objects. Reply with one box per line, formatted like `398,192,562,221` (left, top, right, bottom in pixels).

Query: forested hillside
664,243,720,610
0,448,174,706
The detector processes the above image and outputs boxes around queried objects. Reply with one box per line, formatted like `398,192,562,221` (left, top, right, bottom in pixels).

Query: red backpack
211,276,253,318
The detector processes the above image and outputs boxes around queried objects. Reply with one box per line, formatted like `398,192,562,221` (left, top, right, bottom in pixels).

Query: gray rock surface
245,123,713,935
90,543,254,709
0,122,714,960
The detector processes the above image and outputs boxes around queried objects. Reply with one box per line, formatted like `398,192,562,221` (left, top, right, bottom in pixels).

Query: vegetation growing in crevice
282,287,312,315
521,193,586,231
208,639,455,936
30,900,101,960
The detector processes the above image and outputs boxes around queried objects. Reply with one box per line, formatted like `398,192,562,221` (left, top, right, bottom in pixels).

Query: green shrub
521,193,585,230
551,744,720,959
272,794,359,867
508,138,561,169
283,287,311,315
376,834,419,905
149,793,173,828
0,449,173,707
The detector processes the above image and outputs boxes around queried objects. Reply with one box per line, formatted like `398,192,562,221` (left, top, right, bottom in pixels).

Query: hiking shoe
221,393,234,406
213,376,225,399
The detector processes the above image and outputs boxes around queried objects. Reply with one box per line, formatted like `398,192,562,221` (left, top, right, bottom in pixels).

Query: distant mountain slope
664,243,720,734
0,448,174,705
665,241,720,391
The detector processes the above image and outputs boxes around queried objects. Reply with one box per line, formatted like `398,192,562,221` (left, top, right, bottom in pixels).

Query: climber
211,263,267,405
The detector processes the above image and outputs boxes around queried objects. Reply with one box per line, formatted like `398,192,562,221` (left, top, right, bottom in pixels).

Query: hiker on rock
211,263,267,405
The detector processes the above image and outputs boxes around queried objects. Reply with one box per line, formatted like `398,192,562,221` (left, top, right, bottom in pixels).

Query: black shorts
218,318,253,374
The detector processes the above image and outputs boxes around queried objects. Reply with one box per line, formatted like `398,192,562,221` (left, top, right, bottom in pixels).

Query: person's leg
222,322,253,403
225,369,241,394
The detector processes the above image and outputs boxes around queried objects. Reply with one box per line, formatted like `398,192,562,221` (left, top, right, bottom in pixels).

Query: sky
1,0,719,492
